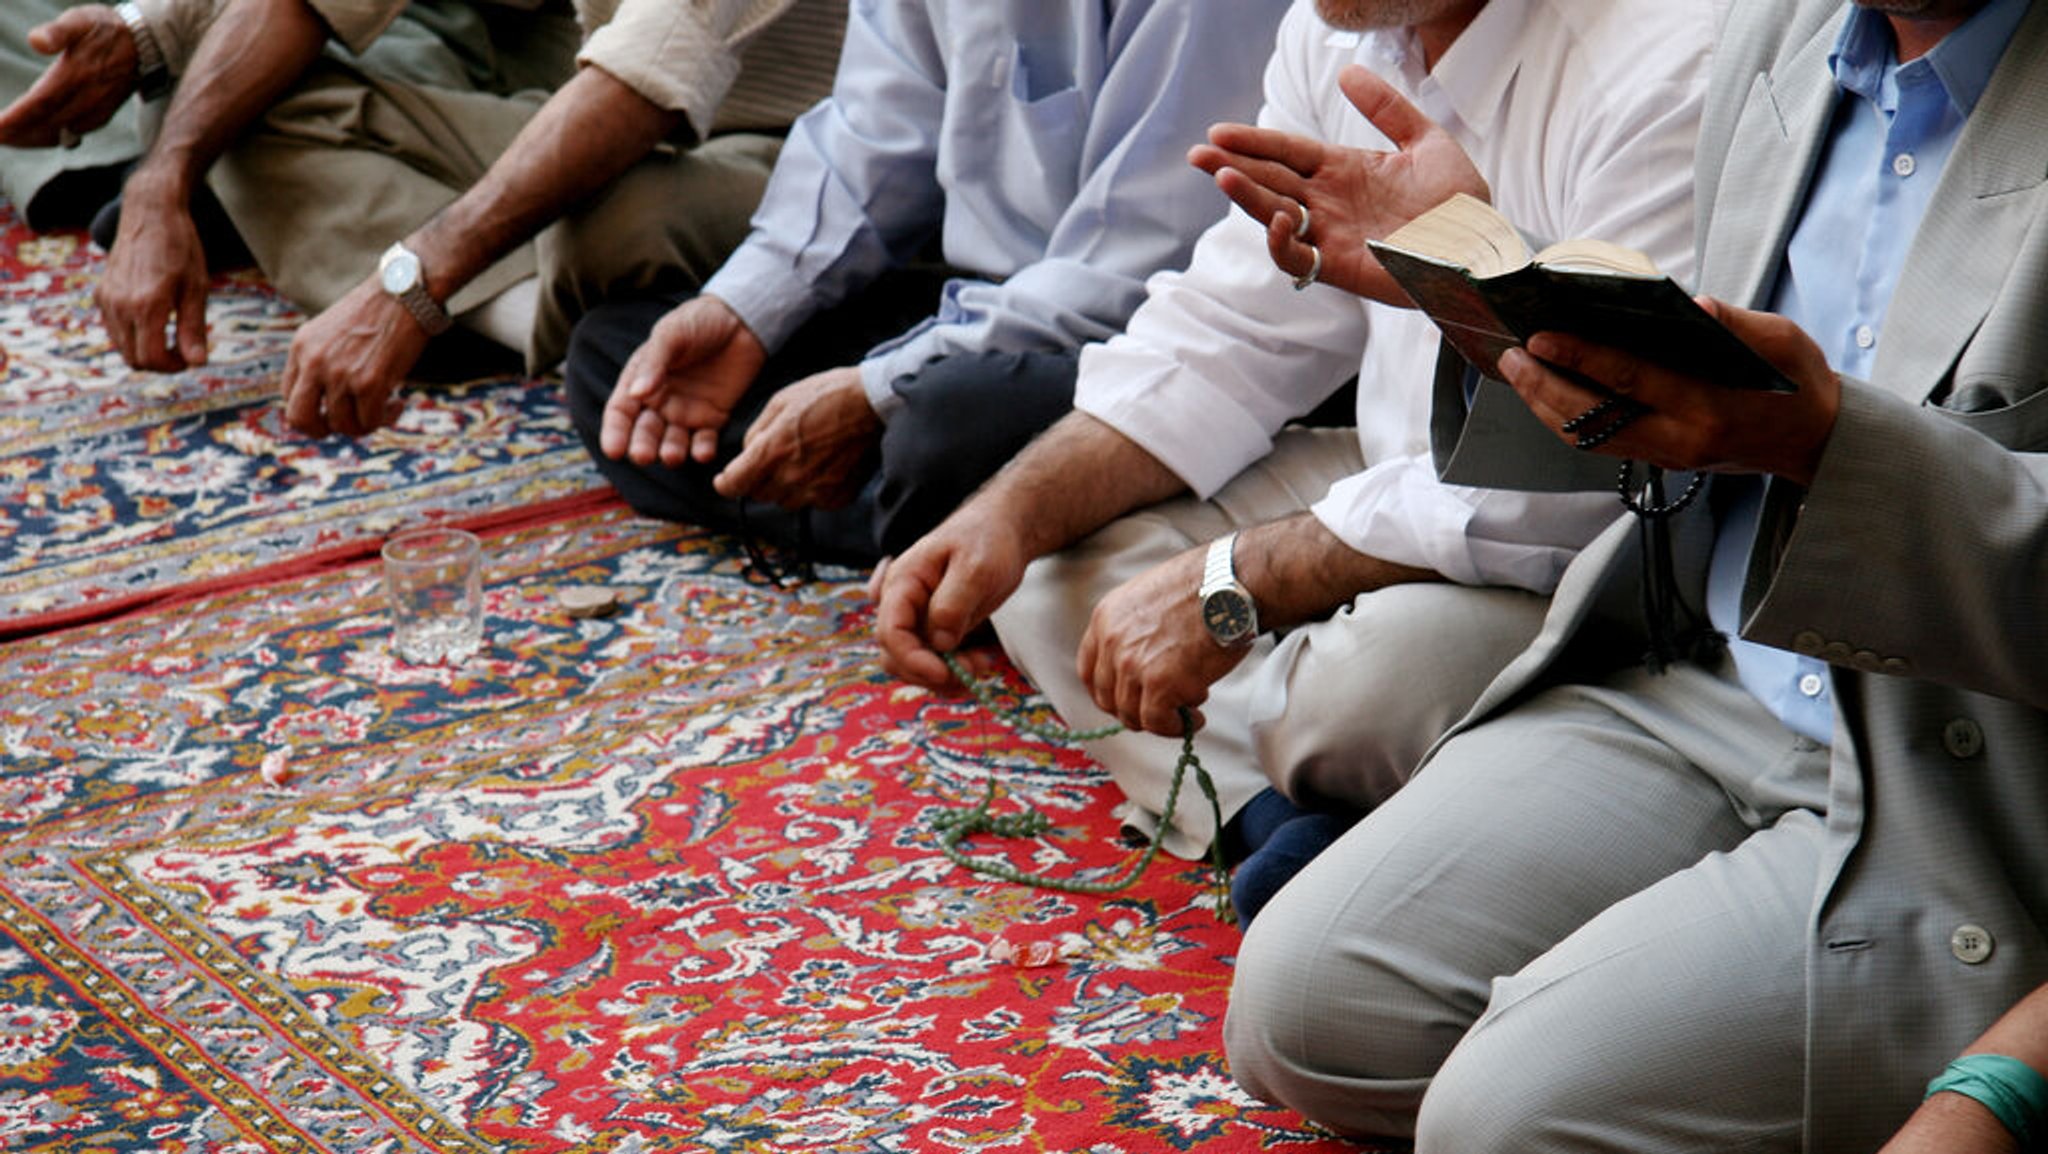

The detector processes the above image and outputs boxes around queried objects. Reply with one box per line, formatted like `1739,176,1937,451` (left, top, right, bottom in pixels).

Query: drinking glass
381,527,483,664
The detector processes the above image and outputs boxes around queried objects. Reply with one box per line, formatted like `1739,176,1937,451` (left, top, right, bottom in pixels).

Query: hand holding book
1498,300,1843,488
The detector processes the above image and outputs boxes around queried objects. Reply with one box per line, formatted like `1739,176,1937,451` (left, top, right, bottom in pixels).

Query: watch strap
116,2,171,102
1200,532,1238,598
379,243,454,337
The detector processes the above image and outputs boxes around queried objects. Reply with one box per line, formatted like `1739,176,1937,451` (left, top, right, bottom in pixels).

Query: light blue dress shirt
1708,0,2027,745
699,0,1291,419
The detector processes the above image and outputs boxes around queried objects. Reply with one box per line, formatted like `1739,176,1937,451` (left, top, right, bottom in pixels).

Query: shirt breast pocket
990,42,1086,229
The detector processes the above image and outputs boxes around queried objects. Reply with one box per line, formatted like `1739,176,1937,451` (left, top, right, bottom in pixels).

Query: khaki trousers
992,428,1551,859
206,1,777,369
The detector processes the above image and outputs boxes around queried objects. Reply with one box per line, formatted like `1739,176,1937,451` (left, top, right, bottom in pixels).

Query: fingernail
931,631,956,653
1499,347,1530,375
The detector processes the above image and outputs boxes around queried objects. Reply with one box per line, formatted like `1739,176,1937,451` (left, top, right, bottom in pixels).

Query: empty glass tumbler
381,527,484,664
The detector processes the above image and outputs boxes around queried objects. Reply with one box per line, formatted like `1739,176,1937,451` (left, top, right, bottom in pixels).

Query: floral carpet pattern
0,509,1373,1152
0,204,606,635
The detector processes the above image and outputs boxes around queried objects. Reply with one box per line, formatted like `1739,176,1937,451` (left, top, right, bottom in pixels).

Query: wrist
1197,532,1259,648
120,163,194,213
377,242,453,337
115,1,170,101
1926,1054,2048,1150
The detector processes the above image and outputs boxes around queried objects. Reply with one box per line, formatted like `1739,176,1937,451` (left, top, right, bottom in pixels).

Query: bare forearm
975,410,1188,561
1236,511,1438,632
408,66,682,301
127,0,326,204
1881,983,2048,1154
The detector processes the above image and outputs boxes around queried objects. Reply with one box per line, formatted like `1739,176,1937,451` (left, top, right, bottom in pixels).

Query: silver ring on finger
1293,202,1311,240
1291,243,1323,291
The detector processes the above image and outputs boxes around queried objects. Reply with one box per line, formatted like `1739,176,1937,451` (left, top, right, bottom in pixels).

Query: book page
1378,193,1533,279
1532,237,1661,277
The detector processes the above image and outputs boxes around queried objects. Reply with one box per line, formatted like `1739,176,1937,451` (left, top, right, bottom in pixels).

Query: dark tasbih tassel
1619,463,1725,674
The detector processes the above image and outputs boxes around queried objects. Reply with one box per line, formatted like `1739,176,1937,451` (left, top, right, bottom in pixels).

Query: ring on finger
1293,202,1312,240
1291,242,1323,291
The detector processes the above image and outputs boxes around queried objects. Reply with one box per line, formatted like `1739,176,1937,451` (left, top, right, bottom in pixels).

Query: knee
562,315,622,443
1413,1010,1593,1154
1221,879,1458,1138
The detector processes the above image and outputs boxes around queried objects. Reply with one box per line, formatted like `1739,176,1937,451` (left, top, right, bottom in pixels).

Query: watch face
1202,588,1255,644
380,250,420,294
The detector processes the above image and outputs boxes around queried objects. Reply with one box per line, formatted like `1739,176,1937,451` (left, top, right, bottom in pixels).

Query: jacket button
1793,630,1825,655
1951,924,1994,965
1851,649,1883,673
1943,718,1985,759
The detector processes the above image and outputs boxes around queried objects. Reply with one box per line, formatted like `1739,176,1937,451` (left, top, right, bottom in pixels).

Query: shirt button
1951,923,1994,965
1855,324,1877,349
1893,152,1916,177
1798,672,1825,698
1943,718,1985,759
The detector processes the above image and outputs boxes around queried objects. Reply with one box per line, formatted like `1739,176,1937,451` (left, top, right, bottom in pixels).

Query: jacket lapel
1871,0,2048,401
1698,9,1845,306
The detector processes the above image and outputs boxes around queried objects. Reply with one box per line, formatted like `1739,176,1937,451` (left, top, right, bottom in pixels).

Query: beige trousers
993,428,1551,859
207,13,778,370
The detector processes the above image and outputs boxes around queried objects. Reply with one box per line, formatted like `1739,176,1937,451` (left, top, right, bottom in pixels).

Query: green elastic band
1926,1054,2048,1150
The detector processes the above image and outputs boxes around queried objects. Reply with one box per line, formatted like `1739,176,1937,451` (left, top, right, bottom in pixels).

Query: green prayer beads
928,652,1237,923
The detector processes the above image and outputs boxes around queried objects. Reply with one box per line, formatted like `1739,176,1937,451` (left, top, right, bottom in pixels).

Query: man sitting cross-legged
875,0,1718,920
563,0,1296,568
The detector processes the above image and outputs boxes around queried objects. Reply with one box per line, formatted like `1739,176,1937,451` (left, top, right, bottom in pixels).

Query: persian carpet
0,507,1378,1152
0,200,609,639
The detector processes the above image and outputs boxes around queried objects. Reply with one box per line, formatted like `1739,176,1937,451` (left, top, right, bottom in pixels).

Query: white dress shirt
1075,0,1717,593
699,0,1293,419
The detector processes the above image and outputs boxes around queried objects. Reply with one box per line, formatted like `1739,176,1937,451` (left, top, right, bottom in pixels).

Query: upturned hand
599,295,767,468
0,7,138,149
1189,64,1488,304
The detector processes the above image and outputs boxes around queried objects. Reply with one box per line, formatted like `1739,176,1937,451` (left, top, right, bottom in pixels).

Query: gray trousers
993,428,1551,859
1225,656,1831,1149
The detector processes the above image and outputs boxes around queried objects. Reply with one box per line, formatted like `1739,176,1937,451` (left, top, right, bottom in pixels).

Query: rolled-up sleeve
578,0,794,140
131,0,224,76
1073,2,1362,495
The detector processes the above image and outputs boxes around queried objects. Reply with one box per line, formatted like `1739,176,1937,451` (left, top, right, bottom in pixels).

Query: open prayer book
1370,193,1797,392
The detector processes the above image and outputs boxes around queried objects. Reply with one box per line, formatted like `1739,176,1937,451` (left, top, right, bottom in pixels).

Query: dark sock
1230,812,1355,927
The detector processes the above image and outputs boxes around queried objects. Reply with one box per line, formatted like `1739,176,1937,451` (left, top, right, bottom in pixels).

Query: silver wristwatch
1198,532,1259,648
115,1,171,102
377,242,453,336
